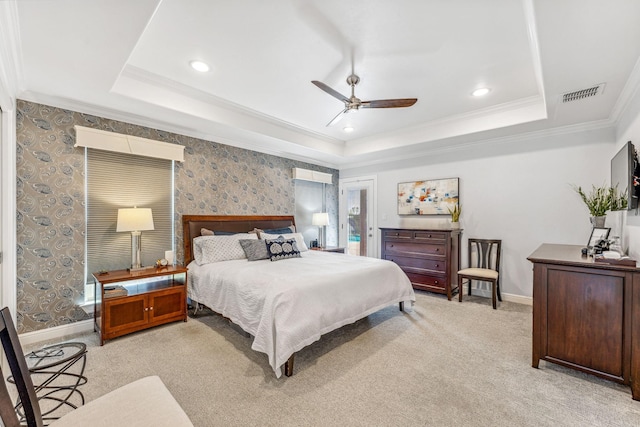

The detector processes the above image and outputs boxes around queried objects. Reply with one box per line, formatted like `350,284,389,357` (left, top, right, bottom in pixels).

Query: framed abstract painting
397,178,459,215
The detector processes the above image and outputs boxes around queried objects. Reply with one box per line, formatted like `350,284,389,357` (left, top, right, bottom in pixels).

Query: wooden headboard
182,215,296,265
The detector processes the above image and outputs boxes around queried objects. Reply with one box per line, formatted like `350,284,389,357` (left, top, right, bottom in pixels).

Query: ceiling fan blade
312,81,349,103
326,108,348,127
361,98,418,108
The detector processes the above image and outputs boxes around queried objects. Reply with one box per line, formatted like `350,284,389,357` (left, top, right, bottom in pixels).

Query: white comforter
187,251,415,377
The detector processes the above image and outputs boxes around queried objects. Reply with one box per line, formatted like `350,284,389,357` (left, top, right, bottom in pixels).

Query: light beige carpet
26,292,640,426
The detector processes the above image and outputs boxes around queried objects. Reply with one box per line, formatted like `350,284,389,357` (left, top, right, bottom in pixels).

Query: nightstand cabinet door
149,287,187,324
104,295,149,335
381,228,461,300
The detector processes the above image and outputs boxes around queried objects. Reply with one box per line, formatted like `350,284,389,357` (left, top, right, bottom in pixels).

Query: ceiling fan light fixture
472,87,491,97
343,126,354,133
189,60,210,72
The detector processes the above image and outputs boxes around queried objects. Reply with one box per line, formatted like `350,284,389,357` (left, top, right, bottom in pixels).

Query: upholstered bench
48,376,193,427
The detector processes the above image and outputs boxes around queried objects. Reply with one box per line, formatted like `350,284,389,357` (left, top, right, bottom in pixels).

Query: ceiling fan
311,74,418,127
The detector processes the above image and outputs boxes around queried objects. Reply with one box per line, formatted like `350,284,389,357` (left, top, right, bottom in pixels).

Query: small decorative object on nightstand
311,246,345,254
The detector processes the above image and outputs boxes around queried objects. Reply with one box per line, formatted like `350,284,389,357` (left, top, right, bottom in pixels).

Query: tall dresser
380,227,461,300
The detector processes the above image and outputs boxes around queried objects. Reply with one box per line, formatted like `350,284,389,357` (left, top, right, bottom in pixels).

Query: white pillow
260,232,309,252
193,233,258,265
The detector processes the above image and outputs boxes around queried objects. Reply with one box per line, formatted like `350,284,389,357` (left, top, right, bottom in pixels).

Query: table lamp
116,207,154,271
312,212,329,248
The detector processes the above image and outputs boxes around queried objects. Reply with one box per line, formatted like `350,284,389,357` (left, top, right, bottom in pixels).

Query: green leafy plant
609,184,629,211
448,204,461,222
572,184,612,216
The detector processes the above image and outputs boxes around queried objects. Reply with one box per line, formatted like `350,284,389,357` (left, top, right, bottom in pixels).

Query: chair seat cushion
458,268,499,280
50,376,193,427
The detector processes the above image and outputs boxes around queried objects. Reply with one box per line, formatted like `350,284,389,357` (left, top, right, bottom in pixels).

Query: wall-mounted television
611,140,638,210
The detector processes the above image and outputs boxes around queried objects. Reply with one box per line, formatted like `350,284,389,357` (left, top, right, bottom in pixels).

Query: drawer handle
435,264,439,268
395,233,399,236
149,306,153,311
390,244,394,247
434,280,439,284
144,307,149,312
428,234,432,238
436,248,440,252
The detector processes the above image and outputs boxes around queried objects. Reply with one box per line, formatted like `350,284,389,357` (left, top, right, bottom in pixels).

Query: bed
182,215,416,377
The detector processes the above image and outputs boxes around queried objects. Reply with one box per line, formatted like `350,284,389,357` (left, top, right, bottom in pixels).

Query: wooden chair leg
399,301,404,312
497,278,502,301
492,280,497,309
458,277,463,302
468,279,472,295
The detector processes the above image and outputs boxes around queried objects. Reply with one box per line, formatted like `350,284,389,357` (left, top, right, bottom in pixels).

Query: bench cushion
50,376,193,427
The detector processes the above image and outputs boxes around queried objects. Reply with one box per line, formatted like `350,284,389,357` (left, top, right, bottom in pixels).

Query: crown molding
339,118,615,171
17,92,343,170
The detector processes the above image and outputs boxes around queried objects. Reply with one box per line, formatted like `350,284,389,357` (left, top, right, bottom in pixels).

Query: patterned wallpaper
16,100,338,333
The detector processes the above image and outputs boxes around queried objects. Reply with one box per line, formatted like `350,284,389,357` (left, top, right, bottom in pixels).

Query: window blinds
86,149,172,283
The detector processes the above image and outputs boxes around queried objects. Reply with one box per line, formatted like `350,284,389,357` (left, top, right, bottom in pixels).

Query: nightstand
311,246,346,254
92,266,188,345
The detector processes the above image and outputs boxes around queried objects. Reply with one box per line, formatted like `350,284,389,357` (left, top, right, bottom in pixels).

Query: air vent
562,83,605,103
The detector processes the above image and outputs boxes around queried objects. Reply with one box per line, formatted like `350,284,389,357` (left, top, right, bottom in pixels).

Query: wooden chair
0,307,194,427
457,239,502,309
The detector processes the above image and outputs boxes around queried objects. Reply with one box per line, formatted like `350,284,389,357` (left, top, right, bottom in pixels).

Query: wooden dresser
380,227,461,299
528,244,640,400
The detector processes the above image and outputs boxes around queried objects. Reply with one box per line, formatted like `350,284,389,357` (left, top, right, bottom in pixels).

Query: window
85,150,173,301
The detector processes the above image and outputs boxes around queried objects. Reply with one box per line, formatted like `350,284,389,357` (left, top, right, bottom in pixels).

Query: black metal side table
8,342,88,424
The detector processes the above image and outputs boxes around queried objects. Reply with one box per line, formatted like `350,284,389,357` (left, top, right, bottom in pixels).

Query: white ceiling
4,0,640,169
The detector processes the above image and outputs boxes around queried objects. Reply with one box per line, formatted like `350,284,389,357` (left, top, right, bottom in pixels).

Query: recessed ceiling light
472,87,491,97
189,60,210,72
343,126,354,133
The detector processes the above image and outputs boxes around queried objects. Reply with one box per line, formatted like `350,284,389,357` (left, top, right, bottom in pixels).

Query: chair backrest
0,307,43,427
467,239,502,273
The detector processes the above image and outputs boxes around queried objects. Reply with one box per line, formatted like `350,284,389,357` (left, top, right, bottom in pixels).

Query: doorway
339,176,377,257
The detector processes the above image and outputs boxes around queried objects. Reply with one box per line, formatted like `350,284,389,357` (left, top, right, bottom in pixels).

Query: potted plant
572,184,611,227
448,204,461,229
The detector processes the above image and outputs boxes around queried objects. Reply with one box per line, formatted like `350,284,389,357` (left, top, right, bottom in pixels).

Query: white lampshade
116,208,154,232
312,212,329,226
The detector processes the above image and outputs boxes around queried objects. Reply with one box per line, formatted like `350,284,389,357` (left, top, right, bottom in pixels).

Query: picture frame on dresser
397,177,459,215
588,226,610,248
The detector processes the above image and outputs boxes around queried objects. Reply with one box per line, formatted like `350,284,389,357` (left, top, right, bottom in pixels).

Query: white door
339,177,376,257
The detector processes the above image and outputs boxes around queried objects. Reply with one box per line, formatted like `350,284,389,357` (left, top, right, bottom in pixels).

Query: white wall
615,83,640,259
341,128,615,299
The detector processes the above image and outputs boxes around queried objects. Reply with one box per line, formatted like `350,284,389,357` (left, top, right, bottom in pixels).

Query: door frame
338,175,378,258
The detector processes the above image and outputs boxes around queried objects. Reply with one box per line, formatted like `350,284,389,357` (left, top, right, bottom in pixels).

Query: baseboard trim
502,292,532,306
18,319,94,347
470,289,532,306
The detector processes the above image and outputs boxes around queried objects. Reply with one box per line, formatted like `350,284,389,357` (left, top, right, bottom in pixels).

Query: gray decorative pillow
265,237,301,261
239,239,269,261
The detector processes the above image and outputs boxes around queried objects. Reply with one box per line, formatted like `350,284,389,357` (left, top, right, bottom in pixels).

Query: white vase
450,221,460,229
606,210,627,253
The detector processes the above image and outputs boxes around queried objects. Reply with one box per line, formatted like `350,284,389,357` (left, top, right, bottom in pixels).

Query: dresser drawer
383,230,413,239
385,255,446,274
413,231,447,242
384,241,445,257
405,272,447,290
